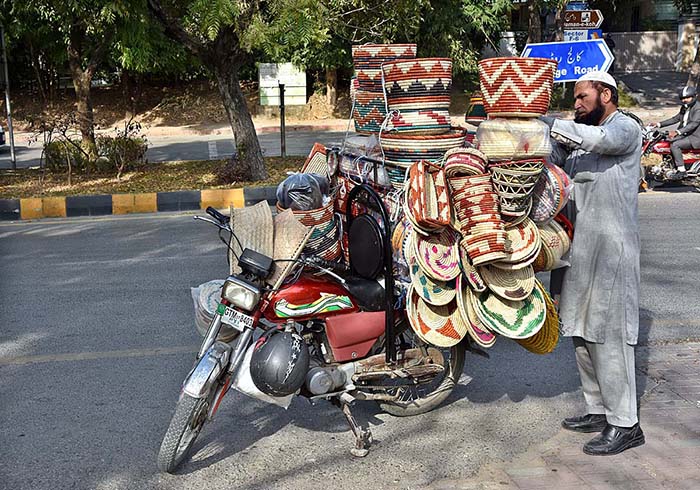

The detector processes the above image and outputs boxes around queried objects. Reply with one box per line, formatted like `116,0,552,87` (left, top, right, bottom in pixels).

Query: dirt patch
0,157,303,199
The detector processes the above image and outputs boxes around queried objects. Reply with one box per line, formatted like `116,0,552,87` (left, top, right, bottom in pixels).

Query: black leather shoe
583,423,645,456
561,414,607,433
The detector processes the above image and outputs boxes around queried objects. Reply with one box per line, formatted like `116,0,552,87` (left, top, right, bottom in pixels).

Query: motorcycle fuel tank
263,275,359,322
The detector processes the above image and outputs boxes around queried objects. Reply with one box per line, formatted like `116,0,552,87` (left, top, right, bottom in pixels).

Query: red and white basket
478,57,557,117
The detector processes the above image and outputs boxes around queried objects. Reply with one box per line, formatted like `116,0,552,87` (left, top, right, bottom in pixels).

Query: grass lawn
0,157,302,199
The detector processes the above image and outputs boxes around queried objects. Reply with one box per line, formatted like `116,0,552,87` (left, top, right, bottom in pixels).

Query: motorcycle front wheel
157,392,211,473
377,333,466,417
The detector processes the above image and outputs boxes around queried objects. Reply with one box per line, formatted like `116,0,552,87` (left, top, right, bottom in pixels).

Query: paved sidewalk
427,342,700,489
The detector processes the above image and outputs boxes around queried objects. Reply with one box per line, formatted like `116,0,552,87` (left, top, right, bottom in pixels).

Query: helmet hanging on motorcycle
679,86,697,102
250,328,310,397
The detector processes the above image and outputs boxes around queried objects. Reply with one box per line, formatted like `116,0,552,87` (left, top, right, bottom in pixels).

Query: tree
10,1,134,160
147,0,338,181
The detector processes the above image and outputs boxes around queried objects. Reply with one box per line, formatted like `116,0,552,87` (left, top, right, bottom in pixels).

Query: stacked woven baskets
477,57,557,224
352,44,417,134
396,56,570,354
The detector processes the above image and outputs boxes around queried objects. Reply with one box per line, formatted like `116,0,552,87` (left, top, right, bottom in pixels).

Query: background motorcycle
641,125,700,188
157,188,472,473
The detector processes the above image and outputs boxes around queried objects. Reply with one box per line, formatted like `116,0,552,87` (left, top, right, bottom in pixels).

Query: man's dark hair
591,81,619,106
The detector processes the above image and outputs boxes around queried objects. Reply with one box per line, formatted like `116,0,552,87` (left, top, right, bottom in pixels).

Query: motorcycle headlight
221,276,261,311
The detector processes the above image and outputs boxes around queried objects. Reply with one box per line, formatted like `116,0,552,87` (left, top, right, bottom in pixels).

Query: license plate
219,305,254,331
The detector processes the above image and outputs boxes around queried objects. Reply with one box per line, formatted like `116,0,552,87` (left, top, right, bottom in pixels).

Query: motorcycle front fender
183,341,232,398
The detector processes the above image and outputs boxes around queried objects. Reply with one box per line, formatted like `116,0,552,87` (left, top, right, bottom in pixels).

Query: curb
255,122,349,134
0,186,278,221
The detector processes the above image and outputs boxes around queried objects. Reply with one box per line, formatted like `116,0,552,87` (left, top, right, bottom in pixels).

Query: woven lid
480,264,535,301
456,275,496,348
471,284,546,339
407,286,468,347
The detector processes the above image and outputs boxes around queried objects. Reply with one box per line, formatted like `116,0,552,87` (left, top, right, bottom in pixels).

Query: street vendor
540,70,644,456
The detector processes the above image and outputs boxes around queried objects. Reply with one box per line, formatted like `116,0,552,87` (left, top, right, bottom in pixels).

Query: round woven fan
515,280,560,354
413,227,461,281
405,231,457,306
491,217,541,270
407,286,467,347
480,263,535,301
455,275,496,348
471,284,546,339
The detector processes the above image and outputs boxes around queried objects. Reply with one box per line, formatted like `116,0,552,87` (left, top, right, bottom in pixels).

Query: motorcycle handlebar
304,255,350,274
206,206,230,225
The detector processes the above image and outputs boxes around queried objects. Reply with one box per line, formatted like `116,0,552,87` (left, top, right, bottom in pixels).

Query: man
654,86,700,179
541,70,644,456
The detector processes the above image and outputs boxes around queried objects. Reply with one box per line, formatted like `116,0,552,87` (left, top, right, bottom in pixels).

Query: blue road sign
521,39,614,83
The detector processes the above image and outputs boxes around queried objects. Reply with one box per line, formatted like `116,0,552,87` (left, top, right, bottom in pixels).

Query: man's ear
601,88,612,104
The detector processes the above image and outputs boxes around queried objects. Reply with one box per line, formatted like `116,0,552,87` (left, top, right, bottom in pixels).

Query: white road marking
208,141,218,160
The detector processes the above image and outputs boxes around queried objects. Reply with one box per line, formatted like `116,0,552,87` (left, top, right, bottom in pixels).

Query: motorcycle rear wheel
377,336,465,417
157,393,210,473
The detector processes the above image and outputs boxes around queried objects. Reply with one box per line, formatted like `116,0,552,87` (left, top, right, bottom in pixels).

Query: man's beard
574,96,605,126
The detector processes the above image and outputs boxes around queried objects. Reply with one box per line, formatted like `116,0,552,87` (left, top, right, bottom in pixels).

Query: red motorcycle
641,125,700,188
157,184,470,473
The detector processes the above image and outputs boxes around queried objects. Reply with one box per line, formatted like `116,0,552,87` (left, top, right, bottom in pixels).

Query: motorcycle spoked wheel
377,329,465,417
157,391,213,473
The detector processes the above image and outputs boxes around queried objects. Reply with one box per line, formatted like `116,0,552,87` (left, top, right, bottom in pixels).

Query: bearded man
541,70,644,455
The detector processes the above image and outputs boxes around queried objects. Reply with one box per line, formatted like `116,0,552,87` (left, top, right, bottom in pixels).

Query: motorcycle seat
343,276,385,312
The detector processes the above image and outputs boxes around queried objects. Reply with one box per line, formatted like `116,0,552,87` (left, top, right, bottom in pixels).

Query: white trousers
573,335,638,427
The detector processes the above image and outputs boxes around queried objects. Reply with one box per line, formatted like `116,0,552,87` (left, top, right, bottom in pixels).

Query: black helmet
250,329,309,397
679,86,697,100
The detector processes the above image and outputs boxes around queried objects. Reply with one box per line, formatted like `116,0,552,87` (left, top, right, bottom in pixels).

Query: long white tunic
543,111,642,345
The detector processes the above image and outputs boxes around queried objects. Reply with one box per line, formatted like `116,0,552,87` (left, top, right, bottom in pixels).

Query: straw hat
455,276,496,348
515,280,560,354
407,285,468,347
479,263,535,301
405,230,457,306
471,284,546,339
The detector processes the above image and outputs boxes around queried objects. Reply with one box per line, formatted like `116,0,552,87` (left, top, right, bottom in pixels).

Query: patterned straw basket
444,148,488,177
381,129,467,168
478,57,557,117
276,199,342,261
471,282,547,340
515,280,560,354
352,44,417,93
455,275,496,348
382,58,452,134
537,219,571,271
407,285,468,347
353,91,387,134
530,161,572,223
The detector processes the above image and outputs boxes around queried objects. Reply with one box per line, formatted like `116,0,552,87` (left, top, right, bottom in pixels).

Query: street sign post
521,39,614,83
563,9,603,29
564,29,603,42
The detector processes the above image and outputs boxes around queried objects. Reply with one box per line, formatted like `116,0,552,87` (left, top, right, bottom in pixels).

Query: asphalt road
0,130,350,169
1,190,699,490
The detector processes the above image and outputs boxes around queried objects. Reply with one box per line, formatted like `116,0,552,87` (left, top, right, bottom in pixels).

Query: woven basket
405,230,457,306
530,161,572,223
471,284,546,340
455,275,496,348
407,286,468,347
352,44,417,93
491,217,541,270
478,57,557,117
479,263,535,301
414,227,461,281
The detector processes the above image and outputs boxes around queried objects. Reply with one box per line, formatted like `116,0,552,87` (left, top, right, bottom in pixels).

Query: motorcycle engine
301,320,354,395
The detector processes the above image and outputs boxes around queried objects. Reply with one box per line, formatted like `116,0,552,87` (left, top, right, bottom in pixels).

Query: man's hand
669,130,678,138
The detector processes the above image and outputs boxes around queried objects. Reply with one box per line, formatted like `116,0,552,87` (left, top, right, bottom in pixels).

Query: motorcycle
157,184,474,473
641,125,700,188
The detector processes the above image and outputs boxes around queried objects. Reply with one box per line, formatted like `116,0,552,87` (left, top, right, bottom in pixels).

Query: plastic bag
476,118,552,161
276,173,329,211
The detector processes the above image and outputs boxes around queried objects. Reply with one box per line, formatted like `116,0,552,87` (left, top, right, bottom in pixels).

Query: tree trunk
70,68,97,160
553,2,566,42
29,42,48,103
213,63,267,181
527,1,541,44
326,68,338,107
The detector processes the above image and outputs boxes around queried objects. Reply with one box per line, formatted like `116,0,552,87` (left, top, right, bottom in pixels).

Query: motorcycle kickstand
334,394,373,457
